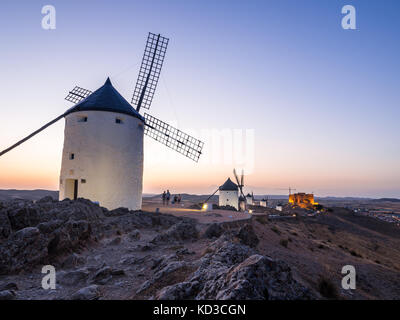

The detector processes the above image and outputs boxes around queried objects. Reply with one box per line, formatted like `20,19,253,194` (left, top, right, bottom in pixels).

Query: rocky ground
0,197,399,300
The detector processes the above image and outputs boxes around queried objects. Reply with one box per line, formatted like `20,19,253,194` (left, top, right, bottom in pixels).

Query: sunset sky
0,0,399,198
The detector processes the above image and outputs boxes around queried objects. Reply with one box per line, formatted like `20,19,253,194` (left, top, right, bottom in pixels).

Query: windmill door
73,179,78,200
65,179,78,200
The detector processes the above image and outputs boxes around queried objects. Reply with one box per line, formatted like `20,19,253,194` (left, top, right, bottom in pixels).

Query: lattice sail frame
144,113,203,162
65,86,93,104
131,33,169,110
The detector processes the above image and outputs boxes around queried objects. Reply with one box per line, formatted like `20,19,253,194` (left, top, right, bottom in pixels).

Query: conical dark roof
219,178,238,191
65,78,145,122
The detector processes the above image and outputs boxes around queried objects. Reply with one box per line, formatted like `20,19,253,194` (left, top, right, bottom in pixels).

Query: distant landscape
0,189,397,203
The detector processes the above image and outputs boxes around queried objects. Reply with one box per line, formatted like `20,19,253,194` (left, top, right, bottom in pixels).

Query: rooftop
219,178,238,191
65,77,145,122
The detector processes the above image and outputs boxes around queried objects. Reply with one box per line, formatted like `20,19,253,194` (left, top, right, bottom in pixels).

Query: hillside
0,197,399,300
0,189,58,201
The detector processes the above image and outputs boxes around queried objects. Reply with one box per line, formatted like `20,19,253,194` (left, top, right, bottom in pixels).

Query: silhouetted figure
177,194,182,203
162,191,166,205
166,190,171,205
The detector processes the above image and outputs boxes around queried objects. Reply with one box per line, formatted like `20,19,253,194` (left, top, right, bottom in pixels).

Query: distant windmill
0,32,204,210
233,169,247,211
233,169,245,199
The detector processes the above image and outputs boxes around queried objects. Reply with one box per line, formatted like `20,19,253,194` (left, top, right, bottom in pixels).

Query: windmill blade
132,33,169,112
233,169,245,198
0,114,65,157
65,86,92,104
233,169,240,185
144,113,203,162
239,187,246,199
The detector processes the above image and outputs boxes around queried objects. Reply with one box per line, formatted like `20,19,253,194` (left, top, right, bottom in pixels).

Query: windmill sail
65,86,93,104
131,33,169,111
233,168,246,198
144,113,203,162
63,84,205,163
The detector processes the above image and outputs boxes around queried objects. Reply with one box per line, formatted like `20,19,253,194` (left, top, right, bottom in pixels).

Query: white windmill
0,33,204,210
218,177,239,210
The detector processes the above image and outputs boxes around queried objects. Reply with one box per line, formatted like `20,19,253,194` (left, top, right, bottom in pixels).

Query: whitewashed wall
246,196,253,205
219,190,239,210
59,110,144,210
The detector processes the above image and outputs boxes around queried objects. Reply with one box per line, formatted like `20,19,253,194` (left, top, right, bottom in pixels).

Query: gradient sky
0,0,399,197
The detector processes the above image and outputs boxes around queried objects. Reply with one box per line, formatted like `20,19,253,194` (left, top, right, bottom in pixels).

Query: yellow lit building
288,193,317,209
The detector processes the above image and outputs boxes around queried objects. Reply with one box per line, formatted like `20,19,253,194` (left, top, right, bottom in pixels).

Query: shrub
318,277,339,299
279,239,288,248
255,216,268,225
350,250,363,258
271,226,281,235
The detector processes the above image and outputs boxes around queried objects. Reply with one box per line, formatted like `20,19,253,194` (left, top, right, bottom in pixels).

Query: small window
115,118,123,124
81,179,86,184
69,153,75,160
78,116,88,122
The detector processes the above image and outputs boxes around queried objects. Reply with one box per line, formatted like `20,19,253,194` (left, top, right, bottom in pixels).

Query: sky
0,0,399,198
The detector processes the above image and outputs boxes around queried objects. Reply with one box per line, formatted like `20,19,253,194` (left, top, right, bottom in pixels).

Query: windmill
233,169,245,199
0,32,204,210
233,169,247,211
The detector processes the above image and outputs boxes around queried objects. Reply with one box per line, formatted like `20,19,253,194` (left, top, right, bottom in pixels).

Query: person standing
162,191,166,205
166,190,171,205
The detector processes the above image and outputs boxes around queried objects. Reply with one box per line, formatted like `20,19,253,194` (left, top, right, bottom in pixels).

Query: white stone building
218,178,239,210
59,78,145,210
246,193,254,205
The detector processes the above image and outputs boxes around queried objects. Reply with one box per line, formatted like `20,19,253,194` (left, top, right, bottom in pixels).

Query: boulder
0,290,16,300
153,237,313,300
61,253,86,269
71,285,100,300
58,269,90,286
36,196,55,203
90,266,112,285
204,223,224,239
236,224,259,248
0,282,18,291
151,221,198,244
0,227,48,274
108,237,122,246
129,229,141,240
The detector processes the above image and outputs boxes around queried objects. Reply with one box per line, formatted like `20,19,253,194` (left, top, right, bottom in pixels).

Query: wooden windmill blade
143,113,203,162
131,33,169,112
65,86,93,104
233,168,246,198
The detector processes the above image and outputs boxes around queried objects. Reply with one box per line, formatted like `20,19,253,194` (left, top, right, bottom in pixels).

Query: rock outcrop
0,198,189,274
155,235,312,300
